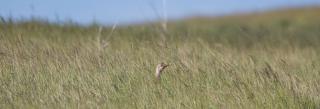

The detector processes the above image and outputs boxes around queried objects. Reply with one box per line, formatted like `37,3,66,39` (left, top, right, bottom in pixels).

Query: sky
1,0,320,25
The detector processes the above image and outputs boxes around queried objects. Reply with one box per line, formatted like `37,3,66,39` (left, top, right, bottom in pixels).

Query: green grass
1,7,320,109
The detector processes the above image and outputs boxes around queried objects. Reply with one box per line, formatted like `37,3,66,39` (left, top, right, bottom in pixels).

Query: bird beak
164,64,169,67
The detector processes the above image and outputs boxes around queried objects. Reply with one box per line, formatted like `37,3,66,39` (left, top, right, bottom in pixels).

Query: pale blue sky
1,0,320,25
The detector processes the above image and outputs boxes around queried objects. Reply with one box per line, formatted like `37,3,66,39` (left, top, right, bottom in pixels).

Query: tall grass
0,7,320,109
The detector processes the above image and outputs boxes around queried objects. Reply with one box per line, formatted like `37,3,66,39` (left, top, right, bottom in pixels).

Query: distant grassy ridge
2,7,320,49
0,6,320,109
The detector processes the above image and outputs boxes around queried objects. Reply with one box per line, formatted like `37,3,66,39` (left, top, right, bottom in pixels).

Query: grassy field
1,7,320,109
